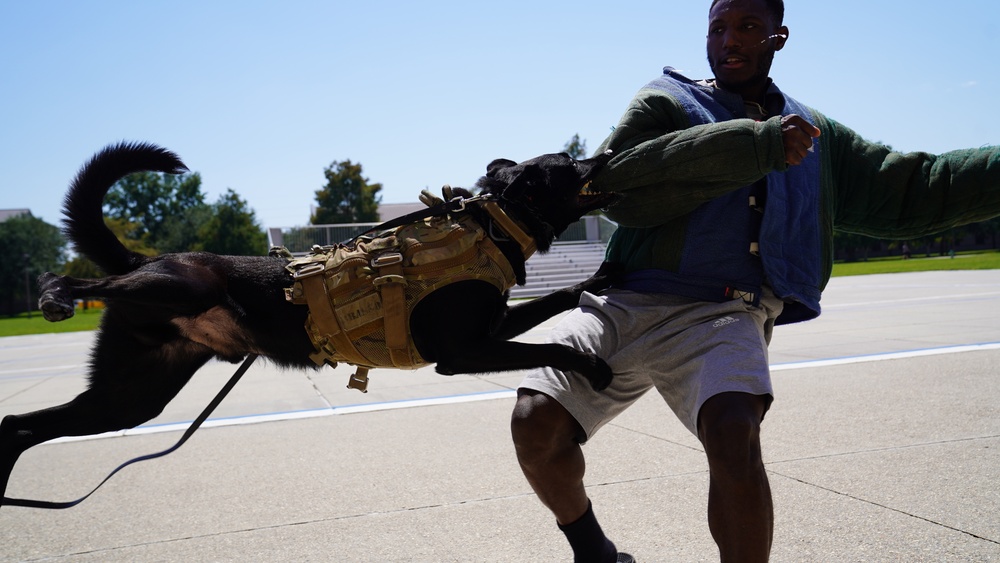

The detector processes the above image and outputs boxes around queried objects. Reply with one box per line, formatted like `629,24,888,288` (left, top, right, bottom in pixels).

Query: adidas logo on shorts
712,316,740,328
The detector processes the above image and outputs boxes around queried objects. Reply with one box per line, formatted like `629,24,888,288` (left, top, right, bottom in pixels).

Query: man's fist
780,114,821,166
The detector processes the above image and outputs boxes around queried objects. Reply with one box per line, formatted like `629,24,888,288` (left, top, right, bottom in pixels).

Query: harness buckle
371,252,403,268
292,262,326,279
725,286,758,305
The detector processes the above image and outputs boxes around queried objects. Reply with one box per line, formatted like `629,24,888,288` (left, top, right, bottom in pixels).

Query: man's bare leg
512,390,620,562
698,391,773,563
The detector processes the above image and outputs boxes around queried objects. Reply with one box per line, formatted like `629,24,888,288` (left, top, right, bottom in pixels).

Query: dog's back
62,142,189,275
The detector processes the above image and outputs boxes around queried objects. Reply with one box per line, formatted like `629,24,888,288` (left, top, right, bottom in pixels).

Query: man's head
710,0,783,26
706,0,788,101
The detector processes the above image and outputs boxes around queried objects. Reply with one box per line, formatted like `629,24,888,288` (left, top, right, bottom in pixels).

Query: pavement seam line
767,470,1000,546
765,434,1000,465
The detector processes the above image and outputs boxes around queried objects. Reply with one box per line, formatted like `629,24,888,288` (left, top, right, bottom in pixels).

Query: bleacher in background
509,241,607,299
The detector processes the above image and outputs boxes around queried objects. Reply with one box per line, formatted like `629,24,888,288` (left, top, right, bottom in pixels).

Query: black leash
2,354,259,509
340,194,493,245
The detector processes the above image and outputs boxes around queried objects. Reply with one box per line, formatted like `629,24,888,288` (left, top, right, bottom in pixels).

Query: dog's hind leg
0,336,214,504
38,259,233,323
0,388,160,502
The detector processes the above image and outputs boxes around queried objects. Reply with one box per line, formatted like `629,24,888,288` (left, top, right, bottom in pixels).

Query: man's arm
819,113,1000,239
590,88,797,228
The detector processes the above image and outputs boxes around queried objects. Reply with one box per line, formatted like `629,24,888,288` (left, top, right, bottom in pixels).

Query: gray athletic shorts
518,287,785,439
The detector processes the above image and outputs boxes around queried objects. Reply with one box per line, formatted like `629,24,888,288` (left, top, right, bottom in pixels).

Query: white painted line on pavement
823,291,1000,309
771,342,1000,371
48,389,517,444
44,342,1000,444
0,365,82,377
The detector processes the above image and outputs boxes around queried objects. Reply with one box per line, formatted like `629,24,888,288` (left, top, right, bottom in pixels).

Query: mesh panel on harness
284,212,518,373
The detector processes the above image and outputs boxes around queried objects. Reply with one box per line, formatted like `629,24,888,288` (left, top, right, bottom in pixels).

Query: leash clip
449,193,494,214
449,196,467,212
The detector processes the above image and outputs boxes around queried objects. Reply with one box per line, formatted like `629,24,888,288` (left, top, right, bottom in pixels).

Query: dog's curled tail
62,142,188,275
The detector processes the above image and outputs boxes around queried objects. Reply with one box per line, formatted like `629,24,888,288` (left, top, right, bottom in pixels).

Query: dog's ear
501,163,543,201
486,159,517,178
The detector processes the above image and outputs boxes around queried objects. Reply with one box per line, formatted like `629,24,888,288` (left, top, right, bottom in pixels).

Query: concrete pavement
1,270,999,561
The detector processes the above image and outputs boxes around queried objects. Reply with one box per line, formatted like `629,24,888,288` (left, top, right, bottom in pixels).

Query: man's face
706,0,788,98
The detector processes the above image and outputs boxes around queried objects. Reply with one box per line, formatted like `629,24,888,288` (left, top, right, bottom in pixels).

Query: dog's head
474,151,619,252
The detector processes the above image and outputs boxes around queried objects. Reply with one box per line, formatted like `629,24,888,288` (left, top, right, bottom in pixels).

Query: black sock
557,501,618,563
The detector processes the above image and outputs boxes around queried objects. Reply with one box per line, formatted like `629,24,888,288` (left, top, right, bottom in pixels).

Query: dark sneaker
617,553,636,563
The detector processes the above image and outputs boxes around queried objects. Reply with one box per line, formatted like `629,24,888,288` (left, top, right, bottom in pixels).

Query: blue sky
2,1,997,229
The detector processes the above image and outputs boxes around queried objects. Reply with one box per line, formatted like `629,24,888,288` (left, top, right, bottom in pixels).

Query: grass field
2,251,997,337
0,307,104,337
830,250,1000,276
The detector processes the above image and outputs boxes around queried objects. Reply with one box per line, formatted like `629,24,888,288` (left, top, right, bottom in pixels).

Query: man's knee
511,391,583,457
698,392,768,472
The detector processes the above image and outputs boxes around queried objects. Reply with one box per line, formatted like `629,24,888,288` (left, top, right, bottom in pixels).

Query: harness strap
371,252,410,367
2,354,259,510
299,272,366,367
480,201,536,258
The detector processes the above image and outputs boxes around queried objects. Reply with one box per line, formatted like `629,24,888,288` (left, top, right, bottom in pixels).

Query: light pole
23,253,32,319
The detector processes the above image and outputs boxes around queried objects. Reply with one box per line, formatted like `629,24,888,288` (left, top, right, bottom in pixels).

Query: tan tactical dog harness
283,195,536,391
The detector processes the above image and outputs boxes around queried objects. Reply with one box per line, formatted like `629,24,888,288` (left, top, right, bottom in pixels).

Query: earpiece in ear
758,33,788,45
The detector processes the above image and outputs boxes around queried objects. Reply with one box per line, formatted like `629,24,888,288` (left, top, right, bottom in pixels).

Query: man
510,0,1000,561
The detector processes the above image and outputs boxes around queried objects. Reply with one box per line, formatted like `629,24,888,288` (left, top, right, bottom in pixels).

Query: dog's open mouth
579,181,621,209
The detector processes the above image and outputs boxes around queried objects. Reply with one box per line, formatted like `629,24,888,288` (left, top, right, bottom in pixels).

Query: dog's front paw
573,261,625,295
582,355,614,392
435,363,457,376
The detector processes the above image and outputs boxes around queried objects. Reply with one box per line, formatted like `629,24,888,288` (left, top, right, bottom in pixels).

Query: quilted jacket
591,67,1000,324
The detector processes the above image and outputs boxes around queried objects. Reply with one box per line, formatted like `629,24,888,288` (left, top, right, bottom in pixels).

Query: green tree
103,170,266,255
966,216,1000,249
312,160,382,224
563,134,588,159
157,204,214,253
194,189,268,256
0,214,66,315
104,170,205,250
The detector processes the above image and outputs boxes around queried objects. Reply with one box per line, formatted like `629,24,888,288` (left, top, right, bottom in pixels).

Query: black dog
0,142,620,504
